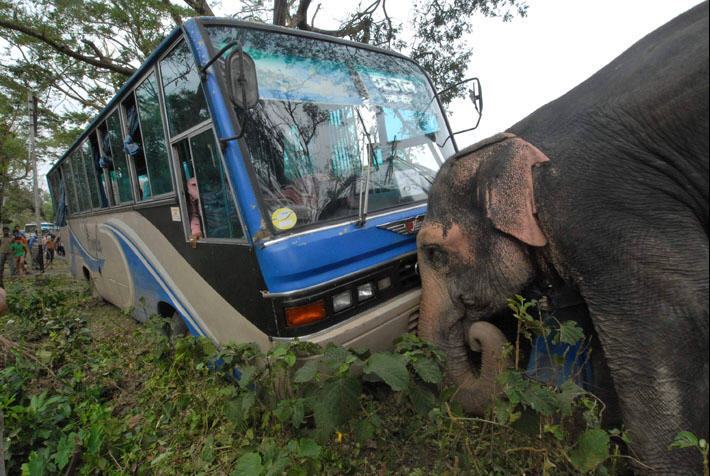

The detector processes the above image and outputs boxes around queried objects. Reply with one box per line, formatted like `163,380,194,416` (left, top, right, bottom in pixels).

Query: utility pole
28,90,43,273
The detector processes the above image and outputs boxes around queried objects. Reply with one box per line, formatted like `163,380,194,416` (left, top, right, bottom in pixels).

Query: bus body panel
256,206,425,294
66,212,270,348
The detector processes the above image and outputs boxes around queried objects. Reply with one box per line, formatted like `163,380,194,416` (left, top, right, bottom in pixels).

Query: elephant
417,2,708,474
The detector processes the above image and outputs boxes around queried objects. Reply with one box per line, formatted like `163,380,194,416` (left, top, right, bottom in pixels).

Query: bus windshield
207,26,455,233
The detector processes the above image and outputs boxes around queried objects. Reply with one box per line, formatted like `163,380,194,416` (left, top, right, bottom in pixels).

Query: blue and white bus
46,18,459,351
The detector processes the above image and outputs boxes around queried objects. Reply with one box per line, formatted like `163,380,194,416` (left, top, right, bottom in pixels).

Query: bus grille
408,312,419,334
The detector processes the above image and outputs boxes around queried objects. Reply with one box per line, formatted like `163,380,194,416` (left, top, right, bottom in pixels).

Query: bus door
172,124,243,245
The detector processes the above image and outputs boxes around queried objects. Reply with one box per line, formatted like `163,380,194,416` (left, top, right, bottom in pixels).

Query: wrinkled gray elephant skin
417,3,708,474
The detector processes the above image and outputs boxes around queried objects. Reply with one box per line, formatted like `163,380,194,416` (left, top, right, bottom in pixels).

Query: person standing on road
14,228,30,274
0,226,15,287
10,236,27,276
45,234,55,267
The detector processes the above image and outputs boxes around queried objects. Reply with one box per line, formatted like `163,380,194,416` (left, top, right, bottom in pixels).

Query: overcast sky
441,0,704,148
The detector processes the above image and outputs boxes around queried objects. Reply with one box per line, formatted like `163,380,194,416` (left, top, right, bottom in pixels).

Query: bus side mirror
226,49,259,110
469,77,483,117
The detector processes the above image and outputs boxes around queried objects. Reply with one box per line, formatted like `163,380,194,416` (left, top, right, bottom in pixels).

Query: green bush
3,275,702,474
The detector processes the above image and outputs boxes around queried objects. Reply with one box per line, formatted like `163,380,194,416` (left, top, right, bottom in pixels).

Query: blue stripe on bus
69,225,207,338
69,231,105,273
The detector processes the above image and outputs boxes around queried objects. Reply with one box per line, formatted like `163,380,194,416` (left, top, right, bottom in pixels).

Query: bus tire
168,312,189,338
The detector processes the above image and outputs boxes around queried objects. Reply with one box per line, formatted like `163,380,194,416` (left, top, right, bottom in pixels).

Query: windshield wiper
383,137,434,188
355,107,376,227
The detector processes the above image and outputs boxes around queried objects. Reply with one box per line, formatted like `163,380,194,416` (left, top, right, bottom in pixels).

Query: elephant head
417,133,550,414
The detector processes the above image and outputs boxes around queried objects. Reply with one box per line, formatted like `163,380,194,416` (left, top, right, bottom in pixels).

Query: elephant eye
422,244,449,269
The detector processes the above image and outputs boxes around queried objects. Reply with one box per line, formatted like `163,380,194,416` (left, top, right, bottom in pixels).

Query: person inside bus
186,176,203,241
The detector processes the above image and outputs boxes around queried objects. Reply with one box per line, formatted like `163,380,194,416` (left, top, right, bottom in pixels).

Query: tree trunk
273,0,288,26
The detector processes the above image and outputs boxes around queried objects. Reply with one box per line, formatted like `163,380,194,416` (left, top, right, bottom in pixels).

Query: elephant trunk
418,277,510,415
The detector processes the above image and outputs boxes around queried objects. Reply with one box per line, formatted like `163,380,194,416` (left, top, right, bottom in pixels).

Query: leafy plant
670,430,709,476
1,269,649,474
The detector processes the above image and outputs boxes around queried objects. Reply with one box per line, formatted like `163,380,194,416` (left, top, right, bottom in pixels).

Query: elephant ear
476,137,550,247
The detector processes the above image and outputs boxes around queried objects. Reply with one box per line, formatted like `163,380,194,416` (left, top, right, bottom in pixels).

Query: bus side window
121,93,150,200
135,72,173,198
190,130,243,239
88,131,111,207
104,111,134,204
72,151,91,212
61,161,79,215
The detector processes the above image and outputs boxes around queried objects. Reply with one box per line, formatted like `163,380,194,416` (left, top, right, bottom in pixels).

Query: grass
0,262,660,475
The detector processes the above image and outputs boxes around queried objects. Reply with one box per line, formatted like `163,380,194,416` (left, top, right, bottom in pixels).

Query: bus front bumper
272,288,421,352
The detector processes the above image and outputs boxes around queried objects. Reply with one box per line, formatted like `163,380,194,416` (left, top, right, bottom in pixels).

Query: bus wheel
167,312,189,338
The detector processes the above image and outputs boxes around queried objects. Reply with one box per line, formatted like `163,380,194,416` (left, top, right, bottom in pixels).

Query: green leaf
544,424,564,441
292,438,321,459
522,384,558,416
412,357,442,384
273,400,293,423
312,375,361,438
364,353,410,391
293,359,319,383
322,345,350,366
232,452,263,476
54,433,76,470
670,431,699,449
24,450,48,476
556,321,584,345
353,418,376,443
284,352,297,367
407,382,437,415
569,429,610,473
557,380,586,416
238,366,257,388
290,398,305,428
201,436,216,463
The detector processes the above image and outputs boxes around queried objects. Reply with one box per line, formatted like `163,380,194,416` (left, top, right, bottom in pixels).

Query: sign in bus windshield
207,26,454,232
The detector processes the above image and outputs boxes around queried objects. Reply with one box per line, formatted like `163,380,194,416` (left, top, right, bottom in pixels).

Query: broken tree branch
0,18,135,76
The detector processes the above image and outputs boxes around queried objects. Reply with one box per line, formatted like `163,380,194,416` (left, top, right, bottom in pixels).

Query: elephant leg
578,234,709,475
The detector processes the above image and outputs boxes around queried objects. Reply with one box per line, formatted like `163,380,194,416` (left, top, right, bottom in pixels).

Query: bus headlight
332,290,353,312
357,283,374,301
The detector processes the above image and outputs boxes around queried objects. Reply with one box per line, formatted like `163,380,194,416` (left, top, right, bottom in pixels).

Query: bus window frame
160,37,248,245
94,124,115,207
103,105,138,208
130,68,177,203
79,139,102,211
169,120,248,245
87,130,112,208
62,159,79,215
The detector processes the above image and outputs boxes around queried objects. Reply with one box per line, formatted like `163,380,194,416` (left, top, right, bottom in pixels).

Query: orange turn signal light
285,300,326,327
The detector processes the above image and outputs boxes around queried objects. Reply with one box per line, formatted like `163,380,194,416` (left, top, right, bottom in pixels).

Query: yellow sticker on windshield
271,207,297,231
